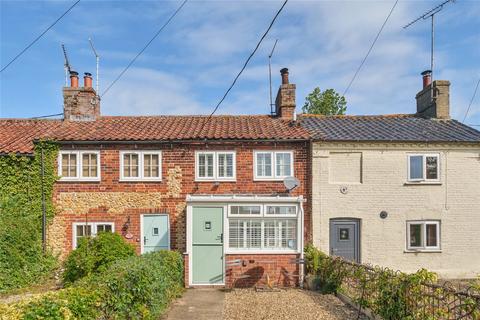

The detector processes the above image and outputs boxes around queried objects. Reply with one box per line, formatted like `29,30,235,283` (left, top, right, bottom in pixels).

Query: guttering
47,138,309,145
186,194,305,203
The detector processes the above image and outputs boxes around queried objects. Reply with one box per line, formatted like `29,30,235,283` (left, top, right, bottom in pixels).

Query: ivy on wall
0,140,59,292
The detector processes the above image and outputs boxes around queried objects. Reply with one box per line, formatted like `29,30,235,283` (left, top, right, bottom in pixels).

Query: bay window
254,151,293,180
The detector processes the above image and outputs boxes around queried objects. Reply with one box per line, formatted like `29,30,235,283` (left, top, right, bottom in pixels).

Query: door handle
144,236,147,245
220,233,223,242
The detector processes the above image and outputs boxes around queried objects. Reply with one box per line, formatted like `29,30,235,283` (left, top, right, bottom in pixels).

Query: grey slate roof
300,114,480,143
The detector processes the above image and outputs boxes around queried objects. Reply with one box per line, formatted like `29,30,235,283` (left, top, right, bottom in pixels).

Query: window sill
404,249,442,253
58,178,101,182
404,181,442,186
119,179,162,182
194,179,236,182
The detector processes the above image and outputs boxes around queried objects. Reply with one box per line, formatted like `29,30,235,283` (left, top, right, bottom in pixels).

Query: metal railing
322,258,480,319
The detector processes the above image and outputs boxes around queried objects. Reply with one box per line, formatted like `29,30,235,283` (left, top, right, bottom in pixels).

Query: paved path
163,288,225,320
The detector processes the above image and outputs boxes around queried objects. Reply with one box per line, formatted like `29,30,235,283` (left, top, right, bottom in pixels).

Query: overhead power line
199,0,288,134
101,0,188,97
462,77,480,123
342,0,399,97
0,0,81,73
30,113,63,119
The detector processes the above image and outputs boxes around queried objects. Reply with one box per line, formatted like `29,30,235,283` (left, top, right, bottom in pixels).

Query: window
73,222,114,248
408,154,439,182
406,221,440,251
230,205,261,216
195,151,236,181
254,151,293,180
227,203,299,252
229,219,297,250
58,151,100,181
266,205,297,216
120,151,162,181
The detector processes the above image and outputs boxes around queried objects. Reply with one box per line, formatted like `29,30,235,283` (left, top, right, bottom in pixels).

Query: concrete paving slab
163,288,225,320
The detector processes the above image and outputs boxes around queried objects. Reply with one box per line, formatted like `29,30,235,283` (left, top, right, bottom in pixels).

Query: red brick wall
51,141,310,259
225,254,300,288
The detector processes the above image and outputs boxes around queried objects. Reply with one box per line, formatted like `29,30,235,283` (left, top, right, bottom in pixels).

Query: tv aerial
88,37,100,94
61,44,73,86
283,176,300,192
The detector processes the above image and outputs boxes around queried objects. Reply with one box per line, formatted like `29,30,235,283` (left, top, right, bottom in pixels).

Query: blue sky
1,0,479,126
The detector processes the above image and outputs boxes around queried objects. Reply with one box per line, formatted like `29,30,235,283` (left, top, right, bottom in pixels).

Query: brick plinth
225,254,300,288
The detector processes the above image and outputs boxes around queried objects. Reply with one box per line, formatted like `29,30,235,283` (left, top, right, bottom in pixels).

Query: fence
310,255,480,320
335,260,480,320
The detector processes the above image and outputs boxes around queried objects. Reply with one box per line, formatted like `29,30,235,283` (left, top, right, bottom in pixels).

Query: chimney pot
69,71,79,88
84,72,93,88
421,70,432,89
280,68,289,84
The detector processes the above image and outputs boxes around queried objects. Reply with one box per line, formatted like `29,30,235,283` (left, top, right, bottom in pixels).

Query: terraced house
0,69,311,288
302,72,480,279
1,68,479,285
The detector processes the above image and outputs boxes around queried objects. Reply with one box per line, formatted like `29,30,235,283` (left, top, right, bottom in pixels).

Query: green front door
192,207,224,284
143,214,169,253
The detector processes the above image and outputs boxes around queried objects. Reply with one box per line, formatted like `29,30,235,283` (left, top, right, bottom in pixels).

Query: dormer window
58,151,100,181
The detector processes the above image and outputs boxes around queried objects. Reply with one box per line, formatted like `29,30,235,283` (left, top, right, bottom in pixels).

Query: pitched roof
0,115,309,154
300,114,480,143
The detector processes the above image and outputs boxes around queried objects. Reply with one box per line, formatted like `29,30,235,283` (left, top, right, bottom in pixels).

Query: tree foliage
302,87,347,115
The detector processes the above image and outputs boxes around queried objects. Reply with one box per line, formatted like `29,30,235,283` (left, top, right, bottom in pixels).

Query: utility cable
342,0,399,97
0,0,81,73
101,0,188,98
198,0,288,135
462,77,480,123
30,113,63,119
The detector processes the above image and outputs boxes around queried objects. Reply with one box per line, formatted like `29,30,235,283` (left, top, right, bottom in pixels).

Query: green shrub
100,250,184,319
63,232,136,284
1,250,184,320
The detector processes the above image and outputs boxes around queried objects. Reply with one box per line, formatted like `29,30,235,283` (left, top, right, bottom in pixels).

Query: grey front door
330,219,360,263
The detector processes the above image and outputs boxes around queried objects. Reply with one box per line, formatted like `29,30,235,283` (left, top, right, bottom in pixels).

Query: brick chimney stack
63,71,100,121
275,68,296,120
416,70,450,119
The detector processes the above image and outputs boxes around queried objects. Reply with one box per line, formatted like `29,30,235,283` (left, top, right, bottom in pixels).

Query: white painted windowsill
404,181,442,186
404,249,442,253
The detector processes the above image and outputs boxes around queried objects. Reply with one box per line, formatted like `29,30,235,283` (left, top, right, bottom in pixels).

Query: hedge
0,250,184,320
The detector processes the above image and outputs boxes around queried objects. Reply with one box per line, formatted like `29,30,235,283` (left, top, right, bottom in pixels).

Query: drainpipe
299,199,304,289
41,147,47,255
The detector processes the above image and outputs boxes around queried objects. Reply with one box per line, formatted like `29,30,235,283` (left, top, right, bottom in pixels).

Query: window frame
119,150,162,182
228,218,298,252
58,150,101,182
72,222,115,249
407,153,440,183
194,151,236,182
406,220,441,251
253,150,294,181
264,204,298,217
227,204,263,217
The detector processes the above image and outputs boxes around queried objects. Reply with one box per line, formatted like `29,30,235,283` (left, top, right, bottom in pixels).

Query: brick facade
49,140,310,287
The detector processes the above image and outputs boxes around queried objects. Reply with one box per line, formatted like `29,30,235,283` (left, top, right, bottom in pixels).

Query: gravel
223,289,363,320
